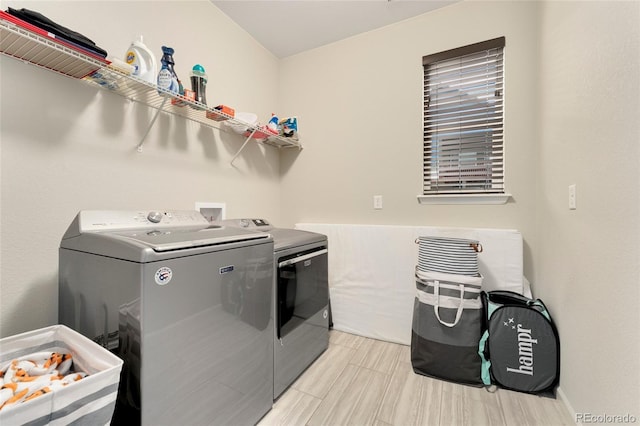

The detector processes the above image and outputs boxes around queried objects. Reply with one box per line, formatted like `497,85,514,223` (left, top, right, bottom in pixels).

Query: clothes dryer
219,219,329,399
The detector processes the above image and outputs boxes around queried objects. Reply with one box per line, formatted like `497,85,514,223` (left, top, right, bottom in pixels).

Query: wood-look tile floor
258,330,574,426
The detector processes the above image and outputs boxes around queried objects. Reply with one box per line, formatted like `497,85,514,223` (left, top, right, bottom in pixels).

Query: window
422,37,506,200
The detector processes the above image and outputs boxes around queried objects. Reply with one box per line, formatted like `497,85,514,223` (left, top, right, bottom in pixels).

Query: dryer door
277,247,328,339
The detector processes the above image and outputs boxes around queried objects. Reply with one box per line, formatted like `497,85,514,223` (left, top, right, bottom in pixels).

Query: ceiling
210,0,460,58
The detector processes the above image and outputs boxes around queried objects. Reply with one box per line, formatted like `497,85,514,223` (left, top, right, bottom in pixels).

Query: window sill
417,193,512,205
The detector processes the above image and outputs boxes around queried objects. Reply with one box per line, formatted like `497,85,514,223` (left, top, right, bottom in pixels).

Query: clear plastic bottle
190,64,207,108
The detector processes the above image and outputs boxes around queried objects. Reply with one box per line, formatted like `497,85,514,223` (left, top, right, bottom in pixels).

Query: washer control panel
77,210,210,232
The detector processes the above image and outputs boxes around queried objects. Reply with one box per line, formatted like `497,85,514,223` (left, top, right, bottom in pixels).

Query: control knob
147,211,163,223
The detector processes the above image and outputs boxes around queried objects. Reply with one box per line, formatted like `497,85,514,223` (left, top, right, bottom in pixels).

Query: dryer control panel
220,218,273,231
74,210,210,233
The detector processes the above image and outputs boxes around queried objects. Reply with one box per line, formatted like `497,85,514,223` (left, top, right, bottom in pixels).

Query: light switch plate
373,195,383,210
568,184,577,210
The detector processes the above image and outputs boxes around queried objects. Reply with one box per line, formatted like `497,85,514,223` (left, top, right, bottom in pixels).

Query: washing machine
219,219,329,399
59,210,274,426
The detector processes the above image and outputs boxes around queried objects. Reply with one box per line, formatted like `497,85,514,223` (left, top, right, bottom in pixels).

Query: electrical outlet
373,195,383,210
568,184,577,210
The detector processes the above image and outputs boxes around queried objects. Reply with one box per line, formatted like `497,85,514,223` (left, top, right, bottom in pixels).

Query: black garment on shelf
6,7,108,58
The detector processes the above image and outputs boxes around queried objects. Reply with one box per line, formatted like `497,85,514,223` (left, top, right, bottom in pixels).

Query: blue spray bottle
157,46,180,96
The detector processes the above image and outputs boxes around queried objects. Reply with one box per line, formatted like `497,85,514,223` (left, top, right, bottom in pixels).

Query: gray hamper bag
478,290,560,397
411,269,484,386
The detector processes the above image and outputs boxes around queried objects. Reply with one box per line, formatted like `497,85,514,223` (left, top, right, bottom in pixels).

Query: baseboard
330,325,409,346
557,386,578,425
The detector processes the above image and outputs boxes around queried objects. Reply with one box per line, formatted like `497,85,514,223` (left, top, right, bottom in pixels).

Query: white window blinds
423,37,505,195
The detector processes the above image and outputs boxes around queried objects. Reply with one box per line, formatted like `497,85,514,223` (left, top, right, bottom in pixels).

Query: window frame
418,37,511,205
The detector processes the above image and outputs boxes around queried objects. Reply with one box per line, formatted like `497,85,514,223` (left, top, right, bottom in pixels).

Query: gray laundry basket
411,269,484,386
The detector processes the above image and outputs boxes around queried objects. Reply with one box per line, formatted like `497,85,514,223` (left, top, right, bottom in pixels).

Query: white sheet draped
295,223,529,345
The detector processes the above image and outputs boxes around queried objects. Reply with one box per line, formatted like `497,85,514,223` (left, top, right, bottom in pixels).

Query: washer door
139,243,274,426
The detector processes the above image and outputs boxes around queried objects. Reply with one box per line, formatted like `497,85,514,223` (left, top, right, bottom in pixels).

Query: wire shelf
0,17,302,153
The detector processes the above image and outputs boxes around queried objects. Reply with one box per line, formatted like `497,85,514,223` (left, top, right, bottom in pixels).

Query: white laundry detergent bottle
125,35,157,84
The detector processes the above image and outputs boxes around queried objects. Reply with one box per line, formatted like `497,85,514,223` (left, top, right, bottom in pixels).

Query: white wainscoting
295,223,529,345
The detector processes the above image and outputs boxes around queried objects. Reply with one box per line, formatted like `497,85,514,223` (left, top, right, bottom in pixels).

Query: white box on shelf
0,324,123,426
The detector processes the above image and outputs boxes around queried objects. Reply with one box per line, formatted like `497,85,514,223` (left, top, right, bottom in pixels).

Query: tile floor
258,330,574,426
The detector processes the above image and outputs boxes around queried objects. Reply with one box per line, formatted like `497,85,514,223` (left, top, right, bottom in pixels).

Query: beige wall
0,1,282,338
278,1,541,285
537,0,640,418
278,0,639,419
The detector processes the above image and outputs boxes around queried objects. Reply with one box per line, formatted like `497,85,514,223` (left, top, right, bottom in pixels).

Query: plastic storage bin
0,324,123,426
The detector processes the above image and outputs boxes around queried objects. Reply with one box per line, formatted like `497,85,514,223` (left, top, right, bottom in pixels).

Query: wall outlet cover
195,202,226,222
